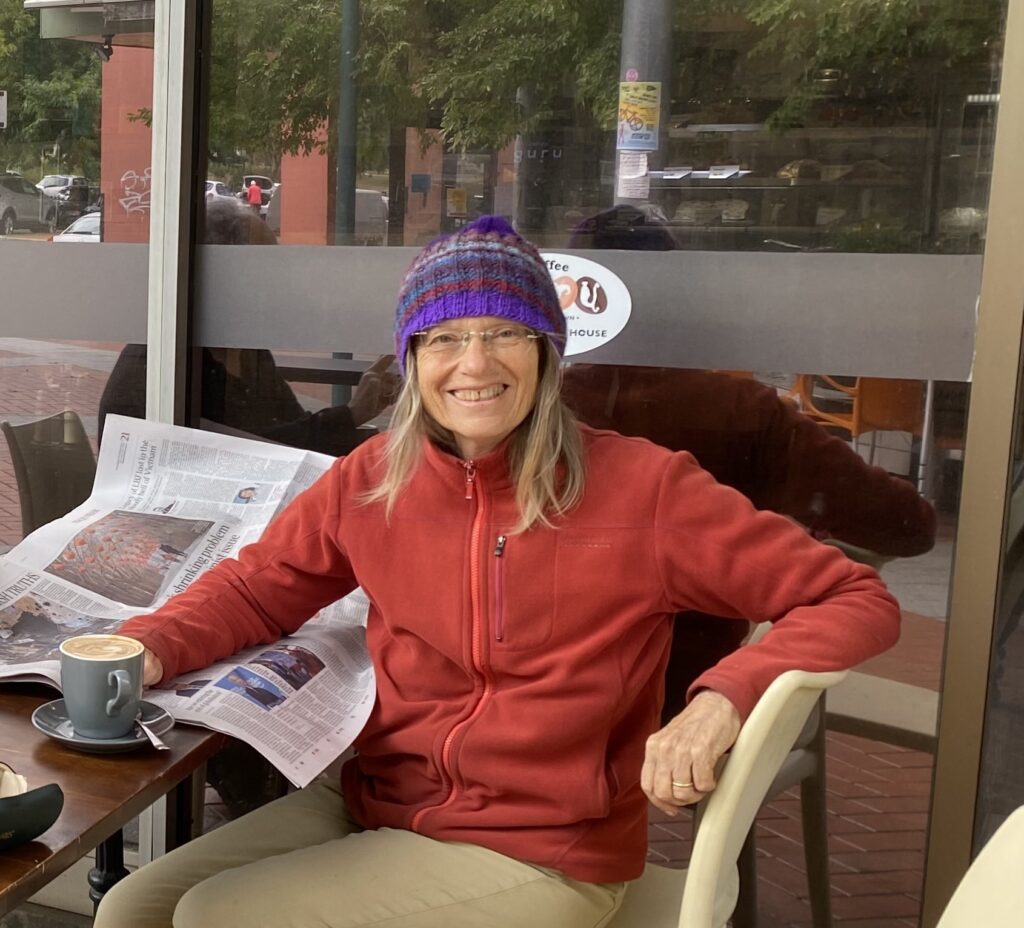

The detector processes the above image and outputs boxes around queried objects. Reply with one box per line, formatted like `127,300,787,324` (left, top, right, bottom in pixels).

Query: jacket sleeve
654,452,901,720
755,393,936,557
117,458,358,684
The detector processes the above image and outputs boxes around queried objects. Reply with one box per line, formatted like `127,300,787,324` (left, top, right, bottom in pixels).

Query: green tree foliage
740,0,1004,127
206,0,1004,162
396,0,621,149
0,1,101,178
207,0,621,167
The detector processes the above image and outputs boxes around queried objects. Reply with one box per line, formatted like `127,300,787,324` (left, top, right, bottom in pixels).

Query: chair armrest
825,671,938,753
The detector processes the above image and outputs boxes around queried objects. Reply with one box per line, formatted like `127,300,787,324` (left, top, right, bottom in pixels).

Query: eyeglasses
413,324,543,358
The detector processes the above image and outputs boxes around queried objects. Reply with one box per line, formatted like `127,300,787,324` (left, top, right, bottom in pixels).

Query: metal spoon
135,713,170,751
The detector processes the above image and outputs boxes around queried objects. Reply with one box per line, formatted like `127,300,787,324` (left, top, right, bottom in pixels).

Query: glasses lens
417,326,537,355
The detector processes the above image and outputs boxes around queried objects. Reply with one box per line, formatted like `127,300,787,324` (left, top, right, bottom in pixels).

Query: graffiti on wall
119,167,152,214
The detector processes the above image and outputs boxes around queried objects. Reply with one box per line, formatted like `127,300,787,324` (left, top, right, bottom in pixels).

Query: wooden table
0,684,225,916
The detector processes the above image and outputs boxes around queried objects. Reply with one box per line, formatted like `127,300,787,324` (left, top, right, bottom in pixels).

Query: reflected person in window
96,216,900,928
565,204,936,721
98,199,399,457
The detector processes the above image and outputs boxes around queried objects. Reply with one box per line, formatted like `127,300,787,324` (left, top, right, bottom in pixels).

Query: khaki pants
94,778,626,928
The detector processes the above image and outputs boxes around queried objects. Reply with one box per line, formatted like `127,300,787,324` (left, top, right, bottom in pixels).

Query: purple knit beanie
394,215,566,375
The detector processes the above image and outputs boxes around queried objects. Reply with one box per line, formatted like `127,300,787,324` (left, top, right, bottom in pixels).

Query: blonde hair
363,338,585,532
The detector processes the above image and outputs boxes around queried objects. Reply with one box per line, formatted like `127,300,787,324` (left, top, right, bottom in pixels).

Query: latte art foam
60,635,143,661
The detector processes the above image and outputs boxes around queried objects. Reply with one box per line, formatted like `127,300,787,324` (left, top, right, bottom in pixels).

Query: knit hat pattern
394,215,566,374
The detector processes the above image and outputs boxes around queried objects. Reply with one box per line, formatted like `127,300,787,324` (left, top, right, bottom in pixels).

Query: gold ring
671,780,694,790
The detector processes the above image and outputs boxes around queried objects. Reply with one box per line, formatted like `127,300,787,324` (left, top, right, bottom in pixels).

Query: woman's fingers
142,648,163,686
641,689,741,814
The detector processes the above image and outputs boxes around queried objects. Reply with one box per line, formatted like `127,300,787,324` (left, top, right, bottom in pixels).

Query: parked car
0,173,57,234
52,211,101,243
37,175,89,200
265,184,388,244
205,179,236,203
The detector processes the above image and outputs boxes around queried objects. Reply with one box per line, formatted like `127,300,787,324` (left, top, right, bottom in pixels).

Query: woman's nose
458,334,492,371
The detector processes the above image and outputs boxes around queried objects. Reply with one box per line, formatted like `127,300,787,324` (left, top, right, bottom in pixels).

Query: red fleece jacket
118,425,900,882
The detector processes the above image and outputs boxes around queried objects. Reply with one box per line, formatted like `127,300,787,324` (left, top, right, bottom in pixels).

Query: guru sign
542,253,632,356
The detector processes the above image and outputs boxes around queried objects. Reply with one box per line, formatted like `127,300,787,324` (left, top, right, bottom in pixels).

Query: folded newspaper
0,415,375,788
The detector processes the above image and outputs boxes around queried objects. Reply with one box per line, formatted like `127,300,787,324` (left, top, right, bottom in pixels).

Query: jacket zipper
410,461,492,833
492,535,506,641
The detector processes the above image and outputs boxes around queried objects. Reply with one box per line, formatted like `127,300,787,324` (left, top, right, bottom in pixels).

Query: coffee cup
59,635,145,739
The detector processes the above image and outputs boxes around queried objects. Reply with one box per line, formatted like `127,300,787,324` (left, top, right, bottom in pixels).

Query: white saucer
31,699,174,754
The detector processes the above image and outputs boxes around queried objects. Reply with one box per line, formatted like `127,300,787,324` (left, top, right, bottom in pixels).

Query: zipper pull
464,462,476,500
494,535,507,557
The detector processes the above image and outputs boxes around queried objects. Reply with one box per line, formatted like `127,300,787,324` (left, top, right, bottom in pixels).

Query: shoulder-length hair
362,336,585,532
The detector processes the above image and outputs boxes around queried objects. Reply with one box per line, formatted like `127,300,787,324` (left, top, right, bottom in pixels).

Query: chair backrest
791,374,924,439
857,377,924,435
1,411,97,537
678,669,846,928
935,805,1024,927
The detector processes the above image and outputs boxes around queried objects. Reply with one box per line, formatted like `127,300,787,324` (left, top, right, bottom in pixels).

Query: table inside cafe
0,684,225,917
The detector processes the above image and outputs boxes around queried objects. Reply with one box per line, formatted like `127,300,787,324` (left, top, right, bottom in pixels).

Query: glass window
976,363,1024,846
194,3,1007,924
0,7,150,531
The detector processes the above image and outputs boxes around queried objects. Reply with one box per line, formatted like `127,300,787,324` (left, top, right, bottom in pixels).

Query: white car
205,180,236,203
52,212,101,243
37,174,88,199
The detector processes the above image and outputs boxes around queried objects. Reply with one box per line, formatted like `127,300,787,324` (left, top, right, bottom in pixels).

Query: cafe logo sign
542,253,632,357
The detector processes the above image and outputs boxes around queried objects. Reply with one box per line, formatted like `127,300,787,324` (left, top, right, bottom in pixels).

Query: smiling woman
414,318,541,460
101,213,901,928
370,215,584,531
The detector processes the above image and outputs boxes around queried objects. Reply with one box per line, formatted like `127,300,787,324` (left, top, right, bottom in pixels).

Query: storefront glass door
187,2,1011,924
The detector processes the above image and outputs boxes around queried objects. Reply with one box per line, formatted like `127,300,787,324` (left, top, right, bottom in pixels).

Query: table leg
88,830,129,913
164,762,207,850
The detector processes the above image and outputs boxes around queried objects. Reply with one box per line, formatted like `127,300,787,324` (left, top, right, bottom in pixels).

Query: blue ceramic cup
59,635,145,739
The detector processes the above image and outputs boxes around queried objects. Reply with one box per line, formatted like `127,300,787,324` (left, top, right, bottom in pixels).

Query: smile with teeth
451,385,506,402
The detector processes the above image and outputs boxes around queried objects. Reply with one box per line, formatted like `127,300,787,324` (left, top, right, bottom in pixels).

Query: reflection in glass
196,4,1002,921
0,10,151,537
0,5,156,244
976,366,1024,846
203,0,1005,252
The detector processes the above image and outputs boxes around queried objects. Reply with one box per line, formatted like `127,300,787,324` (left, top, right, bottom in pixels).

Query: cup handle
106,670,133,717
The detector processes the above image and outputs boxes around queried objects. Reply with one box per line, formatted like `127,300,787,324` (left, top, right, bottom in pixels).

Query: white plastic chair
609,668,847,928
934,805,1024,928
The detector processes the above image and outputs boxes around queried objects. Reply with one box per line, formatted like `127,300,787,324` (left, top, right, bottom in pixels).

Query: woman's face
415,315,540,460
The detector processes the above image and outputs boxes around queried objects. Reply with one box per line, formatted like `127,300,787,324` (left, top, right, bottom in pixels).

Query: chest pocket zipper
492,535,507,641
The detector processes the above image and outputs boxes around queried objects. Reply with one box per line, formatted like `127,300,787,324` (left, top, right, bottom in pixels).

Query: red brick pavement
0,345,110,546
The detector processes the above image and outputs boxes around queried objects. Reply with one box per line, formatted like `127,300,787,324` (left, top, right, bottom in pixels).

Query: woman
97,216,899,928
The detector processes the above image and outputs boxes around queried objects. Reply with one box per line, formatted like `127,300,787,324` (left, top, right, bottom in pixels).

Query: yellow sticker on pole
617,82,661,151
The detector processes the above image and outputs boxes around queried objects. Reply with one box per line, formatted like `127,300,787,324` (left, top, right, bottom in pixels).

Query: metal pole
335,0,359,242
333,0,360,406
614,0,673,205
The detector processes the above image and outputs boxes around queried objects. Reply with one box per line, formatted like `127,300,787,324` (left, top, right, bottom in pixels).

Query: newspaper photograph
0,415,376,787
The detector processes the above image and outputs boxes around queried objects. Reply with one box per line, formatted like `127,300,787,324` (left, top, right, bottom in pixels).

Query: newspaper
0,415,375,787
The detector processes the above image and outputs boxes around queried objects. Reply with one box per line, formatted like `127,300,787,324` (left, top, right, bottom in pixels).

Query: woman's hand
641,689,741,815
142,648,163,687
348,355,400,426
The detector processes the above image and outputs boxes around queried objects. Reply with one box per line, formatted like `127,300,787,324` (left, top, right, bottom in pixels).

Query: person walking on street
246,179,262,215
